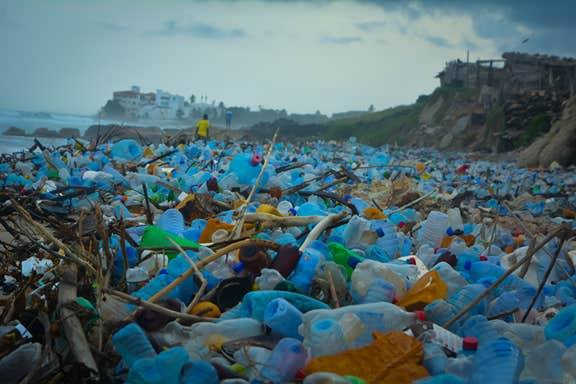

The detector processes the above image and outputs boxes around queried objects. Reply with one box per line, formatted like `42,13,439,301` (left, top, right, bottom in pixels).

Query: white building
112,85,192,120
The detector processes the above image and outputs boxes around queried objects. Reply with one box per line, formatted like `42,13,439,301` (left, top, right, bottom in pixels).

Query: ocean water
0,109,114,135
0,136,72,155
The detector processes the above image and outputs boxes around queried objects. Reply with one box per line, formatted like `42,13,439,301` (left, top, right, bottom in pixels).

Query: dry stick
58,263,99,377
231,129,279,240
166,237,207,314
104,288,215,323
299,212,347,252
443,227,565,329
95,204,113,289
142,183,154,225
242,213,328,229
521,233,567,323
387,189,437,215
326,270,340,309
119,218,129,289
148,239,280,304
10,199,96,274
519,238,537,278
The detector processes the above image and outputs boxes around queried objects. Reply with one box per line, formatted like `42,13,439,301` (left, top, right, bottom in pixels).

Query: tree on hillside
368,104,375,112
190,94,196,104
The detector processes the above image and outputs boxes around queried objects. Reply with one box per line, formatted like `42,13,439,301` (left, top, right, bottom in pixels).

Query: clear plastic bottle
300,302,419,348
259,338,309,384
306,318,347,357
525,339,567,383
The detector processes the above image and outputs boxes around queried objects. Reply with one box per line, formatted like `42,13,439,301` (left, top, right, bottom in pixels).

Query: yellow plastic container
397,270,448,311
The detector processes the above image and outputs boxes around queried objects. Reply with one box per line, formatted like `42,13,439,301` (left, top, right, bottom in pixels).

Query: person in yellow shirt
195,114,210,142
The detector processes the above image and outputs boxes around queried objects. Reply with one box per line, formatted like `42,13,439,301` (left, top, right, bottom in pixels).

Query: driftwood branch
57,264,99,377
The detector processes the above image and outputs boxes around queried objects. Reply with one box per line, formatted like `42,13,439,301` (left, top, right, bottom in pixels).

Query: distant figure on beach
196,114,210,141
225,110,233,130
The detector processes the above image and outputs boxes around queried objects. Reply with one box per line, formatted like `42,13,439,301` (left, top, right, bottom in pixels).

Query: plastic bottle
263,298,303,339
269,245,301,279
111,139,143,161
544,304,576,347
305,318,347,357
328,243,364,280
290,247,324,292
351,259,407,300
156,208,185,235
561,343,576,381
112,323,157,369
446,208,464,234
444,337,478,380
127,346,190,384
259,338,309,383
179,359,219,384
424,300,459,330
432,262,467,297
423,342,448,375
421,211,449,247
255,268,286,290
524,339,567,383
468,338,524,384
415,374,465,384
362,278,396,304
0,342,42,384
342,216,373,249
300,302,419,348
448,284,487,316
303,372,350,384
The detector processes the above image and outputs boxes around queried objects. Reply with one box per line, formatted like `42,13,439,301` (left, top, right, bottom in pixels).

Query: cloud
355,20,386,32
425,36,455,49
151,19,246,40
360,0,576,55
321,35,363,45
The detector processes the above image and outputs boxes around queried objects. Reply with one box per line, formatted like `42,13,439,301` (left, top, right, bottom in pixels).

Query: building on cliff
436,52,576,97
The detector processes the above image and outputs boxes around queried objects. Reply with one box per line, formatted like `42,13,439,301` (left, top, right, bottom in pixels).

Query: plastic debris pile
0,136,575,383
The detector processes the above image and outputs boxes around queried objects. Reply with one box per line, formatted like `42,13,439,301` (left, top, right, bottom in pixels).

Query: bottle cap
446,227,454,236
463,260,472,270
250,153,262,166
463,336,478,350
414,310,426,321
398,222,406,229
479,255,488,261
232,262,245,274
288,208,297,216
347,256,362,268
375,228,385,237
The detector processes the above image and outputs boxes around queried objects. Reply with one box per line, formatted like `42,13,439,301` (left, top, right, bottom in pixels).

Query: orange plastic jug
397,270,448,311
303,331,428,384
199,219,235,243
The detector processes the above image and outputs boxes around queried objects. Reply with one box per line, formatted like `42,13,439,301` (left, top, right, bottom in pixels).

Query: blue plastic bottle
263,298,303,339
423,342,448,375
259,338,309,383
179,360,219,384
128,346,190,384
112,323,156,369
469,338,524,384
545,304,576,347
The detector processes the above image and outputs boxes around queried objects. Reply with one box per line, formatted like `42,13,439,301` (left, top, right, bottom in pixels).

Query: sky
0,0,574,116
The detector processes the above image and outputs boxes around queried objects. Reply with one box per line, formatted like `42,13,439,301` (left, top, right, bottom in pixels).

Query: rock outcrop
518,97,576,167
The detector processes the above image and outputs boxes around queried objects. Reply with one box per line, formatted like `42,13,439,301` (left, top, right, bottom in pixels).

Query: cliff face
518,97,576,167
